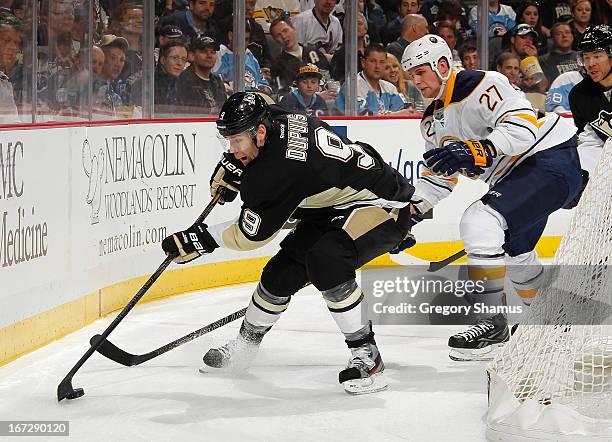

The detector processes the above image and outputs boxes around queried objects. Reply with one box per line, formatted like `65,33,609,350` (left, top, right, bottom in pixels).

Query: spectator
330,12,369,81
292,0,343,60
156,0,189,17
516,0,550,53
0,67,18,123
0,13,25,113
94,34,131,117
570,0,593,49
383,0,420,44
335,43,404,115
214,22,272,94
435,0,472,47
507,24,549,93
469,0,516,38
359,0,387,36
546,70,583,113
279,63,329,116
385,14,428,64
154,40,188,113
177,36,226,115
269,16,332,96
459,42,479,70
109,3,143,85
541,0,572,28
382,52,424,114
436,21,463,70
495,51,521,89
539,22,579,84
246,0,272,69
160,0,223,44
592,0,612,26
155,25,184,65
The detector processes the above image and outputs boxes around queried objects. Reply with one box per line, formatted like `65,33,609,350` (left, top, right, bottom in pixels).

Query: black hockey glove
563,169,589,209
389,202,428,254
161,223,218,264
210,153,244,204
424,139,496,176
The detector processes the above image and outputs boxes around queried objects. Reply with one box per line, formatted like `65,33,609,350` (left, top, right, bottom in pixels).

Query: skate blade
448,343,505,362
342,373,388,395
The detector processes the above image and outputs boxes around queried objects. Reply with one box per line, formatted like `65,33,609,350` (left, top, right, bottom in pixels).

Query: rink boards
0,117,573,365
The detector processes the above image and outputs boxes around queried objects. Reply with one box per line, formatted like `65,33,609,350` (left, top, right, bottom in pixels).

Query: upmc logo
0,141,24,200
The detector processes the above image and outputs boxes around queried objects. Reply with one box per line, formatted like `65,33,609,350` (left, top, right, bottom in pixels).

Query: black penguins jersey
209,106,415,251
569,76,612,172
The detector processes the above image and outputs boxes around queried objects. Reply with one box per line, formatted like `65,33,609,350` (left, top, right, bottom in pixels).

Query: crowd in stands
0,0,610,123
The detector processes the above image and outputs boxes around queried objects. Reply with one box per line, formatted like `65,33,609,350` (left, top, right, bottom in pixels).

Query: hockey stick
57,193,221,402
427,249,467,272
89,307,246,366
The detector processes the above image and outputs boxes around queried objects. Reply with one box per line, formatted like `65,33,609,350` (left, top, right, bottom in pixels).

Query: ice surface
0,272,489,442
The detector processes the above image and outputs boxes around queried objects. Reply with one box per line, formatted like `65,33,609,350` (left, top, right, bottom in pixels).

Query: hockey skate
339,338,388,395
199,322,265,373
448,313,510,361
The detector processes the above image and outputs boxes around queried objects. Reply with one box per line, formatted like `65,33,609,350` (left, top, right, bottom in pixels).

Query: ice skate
199,322,265,373
448,313,510,361
339,338,387,395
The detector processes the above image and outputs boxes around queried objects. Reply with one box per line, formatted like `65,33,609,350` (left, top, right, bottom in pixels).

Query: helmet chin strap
432,65,452,101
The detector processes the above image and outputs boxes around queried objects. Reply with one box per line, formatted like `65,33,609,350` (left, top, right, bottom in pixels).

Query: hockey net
486,138,612,441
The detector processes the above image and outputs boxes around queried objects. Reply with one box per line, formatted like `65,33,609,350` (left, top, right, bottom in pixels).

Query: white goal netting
486,139,612,441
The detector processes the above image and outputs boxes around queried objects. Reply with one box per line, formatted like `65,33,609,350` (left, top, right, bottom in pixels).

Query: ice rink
0,274,491,442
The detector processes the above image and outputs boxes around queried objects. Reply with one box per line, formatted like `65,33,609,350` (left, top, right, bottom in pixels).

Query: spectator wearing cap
540,1,572,29
539,22,579,84
155,25,184,65
469,0,516,37
177,36,226,116
269,16,332,97
570,0,593,50
214,22,272,94
93,34,131,116
506,24,549,93
160,0,223,44
383,0,420,45
108,3,143,85
279,63,329,117
154,40,189,114
385,14,428,66
459,42,479,70
292,0,343,61
335,43,405,115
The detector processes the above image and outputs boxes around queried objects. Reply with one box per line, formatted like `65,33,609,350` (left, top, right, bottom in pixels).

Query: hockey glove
563,169,589,209
423,139,497,176
210,153,244,204
389,199,431,254
162,223,218,264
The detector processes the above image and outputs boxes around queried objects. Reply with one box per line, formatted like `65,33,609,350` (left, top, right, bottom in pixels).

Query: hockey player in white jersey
402,35,583,361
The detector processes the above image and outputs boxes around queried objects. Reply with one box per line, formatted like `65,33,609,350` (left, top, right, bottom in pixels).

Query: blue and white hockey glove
424,139,497,176
210,153,244,204
162,223,218,264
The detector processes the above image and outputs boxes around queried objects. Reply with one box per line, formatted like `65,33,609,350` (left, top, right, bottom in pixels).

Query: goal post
486,139,612,441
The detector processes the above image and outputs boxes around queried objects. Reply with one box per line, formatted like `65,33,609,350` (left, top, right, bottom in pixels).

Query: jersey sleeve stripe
503,120,538,140
512,113,541,128
421,176,454,192
494,108,536,126
421,170,459,183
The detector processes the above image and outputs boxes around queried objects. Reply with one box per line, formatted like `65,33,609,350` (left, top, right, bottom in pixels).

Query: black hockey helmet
216,92,271,139
577,24,612,55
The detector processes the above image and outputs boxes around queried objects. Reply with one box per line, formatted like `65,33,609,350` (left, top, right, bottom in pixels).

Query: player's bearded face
409,64,443,99
226,132,259,165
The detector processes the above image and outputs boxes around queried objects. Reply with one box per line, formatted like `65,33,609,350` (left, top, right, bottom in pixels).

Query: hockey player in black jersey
569,25,611,184
161,92,416,394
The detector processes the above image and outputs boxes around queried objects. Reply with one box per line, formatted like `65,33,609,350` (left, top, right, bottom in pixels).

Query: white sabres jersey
416,70,577,207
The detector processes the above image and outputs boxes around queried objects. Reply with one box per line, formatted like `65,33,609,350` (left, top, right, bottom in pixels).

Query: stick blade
90,334,137,366
57,378,85,402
